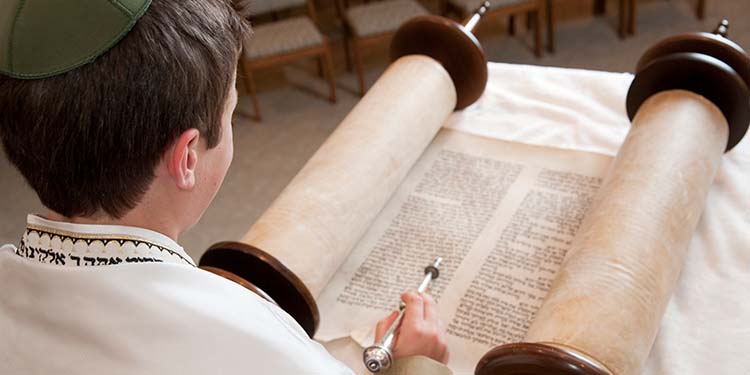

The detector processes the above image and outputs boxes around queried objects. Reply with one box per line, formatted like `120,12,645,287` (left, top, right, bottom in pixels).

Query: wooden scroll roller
199,3,492,337
475,20,750,375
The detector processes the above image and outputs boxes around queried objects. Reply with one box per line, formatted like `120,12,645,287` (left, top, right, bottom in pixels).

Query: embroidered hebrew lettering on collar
16,215,196,267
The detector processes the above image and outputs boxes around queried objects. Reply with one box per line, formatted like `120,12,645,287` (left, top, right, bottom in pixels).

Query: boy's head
0,0,249,232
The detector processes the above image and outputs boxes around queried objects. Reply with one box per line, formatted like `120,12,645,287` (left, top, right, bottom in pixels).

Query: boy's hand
374,292,449,364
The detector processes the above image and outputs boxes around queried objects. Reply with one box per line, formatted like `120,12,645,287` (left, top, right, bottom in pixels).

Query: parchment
315,129,612,374
522,90,729,375
241,55,456,297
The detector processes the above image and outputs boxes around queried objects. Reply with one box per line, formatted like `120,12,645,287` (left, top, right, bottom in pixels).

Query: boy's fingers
422,293,438,322
374,310,399,342
439,344,450,364
401,292,424,329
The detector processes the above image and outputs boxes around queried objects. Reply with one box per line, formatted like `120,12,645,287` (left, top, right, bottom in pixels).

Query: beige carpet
1,0,748,260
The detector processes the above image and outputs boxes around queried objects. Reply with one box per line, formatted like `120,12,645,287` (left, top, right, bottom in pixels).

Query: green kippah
0,0,152,79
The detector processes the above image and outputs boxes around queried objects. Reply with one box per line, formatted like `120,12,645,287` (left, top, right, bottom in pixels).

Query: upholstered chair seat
344,0,428,38
245,17,325,59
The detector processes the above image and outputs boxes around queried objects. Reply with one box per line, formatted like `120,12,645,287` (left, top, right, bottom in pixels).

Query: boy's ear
168,129,201,190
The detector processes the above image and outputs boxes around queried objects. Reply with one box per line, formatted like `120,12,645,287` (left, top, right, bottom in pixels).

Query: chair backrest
241,0,308,15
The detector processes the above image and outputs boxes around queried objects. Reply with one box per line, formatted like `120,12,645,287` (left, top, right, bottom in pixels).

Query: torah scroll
200,12,488,336
476,21,750,375
243,55,456,299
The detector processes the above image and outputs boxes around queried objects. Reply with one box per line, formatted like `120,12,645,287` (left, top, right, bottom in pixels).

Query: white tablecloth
325,62,750,375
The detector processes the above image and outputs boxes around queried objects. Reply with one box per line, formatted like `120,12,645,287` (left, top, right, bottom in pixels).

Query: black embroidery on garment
18,228,190,267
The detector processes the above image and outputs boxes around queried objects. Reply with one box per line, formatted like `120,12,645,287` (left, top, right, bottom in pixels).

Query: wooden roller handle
522,90,728,375
477,23,749,375
476,90,729,375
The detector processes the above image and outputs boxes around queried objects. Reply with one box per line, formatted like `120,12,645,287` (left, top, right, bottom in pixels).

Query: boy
0,0,449,373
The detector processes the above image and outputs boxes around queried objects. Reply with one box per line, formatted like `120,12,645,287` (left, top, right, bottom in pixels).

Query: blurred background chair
445,0,546,57
238,0,336,121
592,0,628,37
543,0,555,52
337,0,430,96
626,0,706,35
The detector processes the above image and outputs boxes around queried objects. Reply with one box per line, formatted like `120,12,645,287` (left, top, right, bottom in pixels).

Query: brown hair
0,0,250,218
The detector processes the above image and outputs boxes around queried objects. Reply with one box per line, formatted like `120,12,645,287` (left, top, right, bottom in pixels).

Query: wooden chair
238,0,336,121
625,0,707,35
592,0,633,38
445,0,546,57
594,0,705,38
544,0,555,52
336,0,430,96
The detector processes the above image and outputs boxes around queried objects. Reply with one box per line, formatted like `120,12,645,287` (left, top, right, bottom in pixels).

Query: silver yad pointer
362,257,442,373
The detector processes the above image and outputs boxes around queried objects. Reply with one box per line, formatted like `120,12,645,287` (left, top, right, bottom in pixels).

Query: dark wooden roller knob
390,15,488,110
200,242,320,337
475,343,611,375
626,20,750,151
